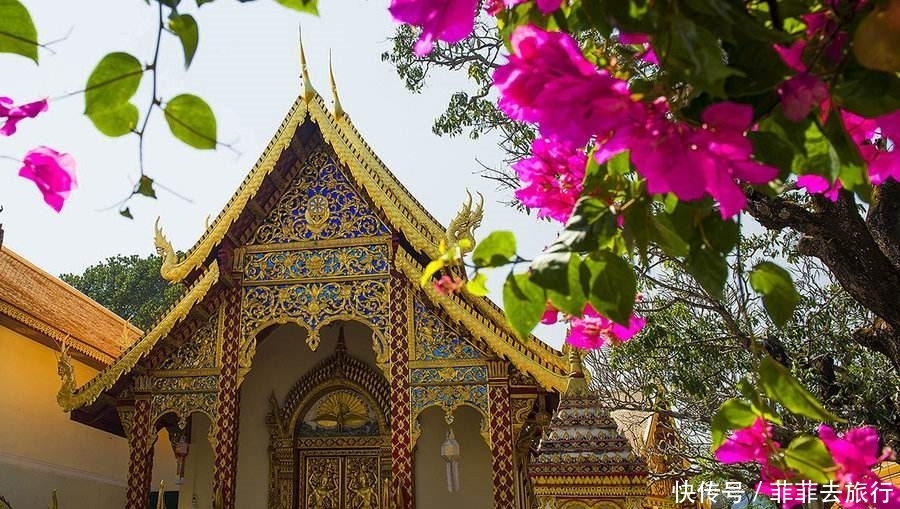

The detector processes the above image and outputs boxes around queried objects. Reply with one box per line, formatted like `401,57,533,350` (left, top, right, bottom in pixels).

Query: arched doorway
266,326,391,509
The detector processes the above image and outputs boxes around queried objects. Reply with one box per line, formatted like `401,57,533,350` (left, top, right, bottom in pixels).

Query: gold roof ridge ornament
154,217,181,282
329,50,344,121
299,25,316,103
446,190,484,256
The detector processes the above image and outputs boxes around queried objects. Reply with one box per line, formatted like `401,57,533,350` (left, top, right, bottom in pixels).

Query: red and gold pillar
213,287,242,509
124,392,155,509
388,269,414,509
488,360,515,509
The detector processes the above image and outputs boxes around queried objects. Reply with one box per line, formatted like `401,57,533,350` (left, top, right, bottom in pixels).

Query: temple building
40,51,680,509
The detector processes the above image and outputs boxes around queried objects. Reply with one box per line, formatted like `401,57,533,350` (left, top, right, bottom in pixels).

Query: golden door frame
267,343,392,509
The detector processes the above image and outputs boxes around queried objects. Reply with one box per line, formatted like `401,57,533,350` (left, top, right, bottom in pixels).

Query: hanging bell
440,428,461,492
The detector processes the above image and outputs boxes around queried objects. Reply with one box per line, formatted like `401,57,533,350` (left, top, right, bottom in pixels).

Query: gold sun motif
313,391,369,431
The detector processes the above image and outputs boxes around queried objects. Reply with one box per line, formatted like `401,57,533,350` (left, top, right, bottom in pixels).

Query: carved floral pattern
252,150,389,244
243,244,389,283
413,297,484,360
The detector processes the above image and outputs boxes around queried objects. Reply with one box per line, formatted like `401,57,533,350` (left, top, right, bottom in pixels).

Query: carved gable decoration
412,296,487,361
251,148,390,245
157,311,219,371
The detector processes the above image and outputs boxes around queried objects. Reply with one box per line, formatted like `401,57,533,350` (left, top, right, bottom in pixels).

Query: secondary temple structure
54,50,681,509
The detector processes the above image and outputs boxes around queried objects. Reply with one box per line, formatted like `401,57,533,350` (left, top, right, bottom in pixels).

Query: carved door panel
300,452,381,509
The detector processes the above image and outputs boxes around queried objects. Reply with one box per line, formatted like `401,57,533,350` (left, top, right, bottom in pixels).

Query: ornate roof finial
329,50,344,121
299,24,316,103
564,344,589,396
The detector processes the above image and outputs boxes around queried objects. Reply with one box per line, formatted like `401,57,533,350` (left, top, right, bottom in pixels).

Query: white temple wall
177,412,214,509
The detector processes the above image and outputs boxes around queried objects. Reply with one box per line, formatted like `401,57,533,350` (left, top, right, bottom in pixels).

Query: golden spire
564,344,589,396
299,25,316,103
329,51,344,121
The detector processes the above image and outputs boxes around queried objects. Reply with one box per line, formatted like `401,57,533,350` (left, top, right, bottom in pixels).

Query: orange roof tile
0,247,142,366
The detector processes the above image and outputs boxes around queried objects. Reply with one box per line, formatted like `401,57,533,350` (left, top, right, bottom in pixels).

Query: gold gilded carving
395,250,569,392
445,190,483,255
240,280,388,360
152,392,217,429
117,405,135,439
251,149,389,245
346,456,379,509
306,457,340,509
305,194,330,232
158,312,218,371
56,262,220,411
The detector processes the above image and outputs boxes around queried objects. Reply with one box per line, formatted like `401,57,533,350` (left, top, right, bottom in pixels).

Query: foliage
60,254,182,331
583,232,899,482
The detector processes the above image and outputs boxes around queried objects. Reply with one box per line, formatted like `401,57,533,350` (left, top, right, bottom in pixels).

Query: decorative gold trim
395,250,569,392
154,95,310,282
0,302,114,365
242,236,392,254
408,359,486,369
56,262,220,411
149,368,220,377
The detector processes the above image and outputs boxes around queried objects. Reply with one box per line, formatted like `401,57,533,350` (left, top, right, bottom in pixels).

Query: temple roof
0,246,141,368
56,53,570,412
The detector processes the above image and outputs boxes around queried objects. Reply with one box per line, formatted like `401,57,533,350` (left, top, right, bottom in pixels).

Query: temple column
388,269,414,509
123,384,155,509
213,287,242,509
488,360,515,509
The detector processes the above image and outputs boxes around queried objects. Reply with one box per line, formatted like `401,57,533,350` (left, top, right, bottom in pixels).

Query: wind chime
440,428,461,492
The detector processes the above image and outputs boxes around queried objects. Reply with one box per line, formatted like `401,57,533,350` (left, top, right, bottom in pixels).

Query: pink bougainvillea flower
715,417,779,465
630,100,778,218
433,274,465,295
842,110,900,185
389,0,478,56
493,24,643,147
489,0,562,14
18,146,77,212
540,303,559,325
819,424,900,509
514,137,587,223
565,303,645,350
797,174,842,201
618,32,659,65
779,73,828,122
0,96,48,136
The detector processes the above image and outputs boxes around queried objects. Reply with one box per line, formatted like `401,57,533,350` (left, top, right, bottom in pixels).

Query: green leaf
547,254,589,317
0,0,38,63
88,102,139,137
503,272,546,341
466,272,490,297
710,398,759,449
651,215,690,257
686,248,728,299
120,207,134,219
586,251,636,325
84,52,143,123
759,356,842,422
196,0,216,5
472,231,516,268
784,436,834,484
749,261,800,327
274,0,318,15
531,251,571,295
660,14,744,97
168,14,199,69
136,176,157,199
834,64,900,117
164,93,217,149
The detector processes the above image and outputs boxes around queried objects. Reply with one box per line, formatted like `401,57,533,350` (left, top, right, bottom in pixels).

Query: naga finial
445,190,484,255
153,217,179,281
329,50,344,120
56,335,77,408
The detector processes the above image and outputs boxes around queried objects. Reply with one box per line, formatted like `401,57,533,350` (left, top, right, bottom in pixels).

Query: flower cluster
716,419,900,509
543,302,646,349
1,96,77,212
494,25,777,219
